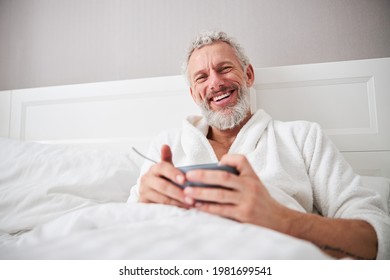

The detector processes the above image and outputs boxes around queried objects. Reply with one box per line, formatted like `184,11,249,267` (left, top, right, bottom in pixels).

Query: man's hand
138,145,188,208
183,154,378,259
182,154,286,230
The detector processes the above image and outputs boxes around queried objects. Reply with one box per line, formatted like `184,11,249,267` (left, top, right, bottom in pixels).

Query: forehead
187,41,241,74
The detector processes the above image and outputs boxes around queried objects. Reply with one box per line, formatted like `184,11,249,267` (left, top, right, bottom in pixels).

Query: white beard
197,85,251,130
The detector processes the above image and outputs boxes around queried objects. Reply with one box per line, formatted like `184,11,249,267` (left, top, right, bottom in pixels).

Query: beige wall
0,0,389,90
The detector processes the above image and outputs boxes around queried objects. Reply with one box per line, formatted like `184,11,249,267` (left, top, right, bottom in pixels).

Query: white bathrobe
129,109,390,259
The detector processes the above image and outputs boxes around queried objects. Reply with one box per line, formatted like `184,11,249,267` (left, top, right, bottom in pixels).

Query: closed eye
195,75,207,83
219,66,233,74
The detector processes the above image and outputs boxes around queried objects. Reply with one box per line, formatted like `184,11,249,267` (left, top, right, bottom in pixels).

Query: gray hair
182,30,250,82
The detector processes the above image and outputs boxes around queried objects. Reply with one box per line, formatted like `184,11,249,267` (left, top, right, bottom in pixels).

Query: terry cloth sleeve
301,122,390,259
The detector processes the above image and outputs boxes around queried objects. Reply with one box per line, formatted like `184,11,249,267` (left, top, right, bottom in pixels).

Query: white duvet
0,138,388,259
0,203,331,259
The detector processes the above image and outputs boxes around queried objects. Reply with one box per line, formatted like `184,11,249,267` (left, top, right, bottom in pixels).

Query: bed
0,58,389,260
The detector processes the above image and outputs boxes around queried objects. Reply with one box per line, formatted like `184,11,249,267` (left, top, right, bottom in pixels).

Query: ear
189,87,196,102
245,64,255,87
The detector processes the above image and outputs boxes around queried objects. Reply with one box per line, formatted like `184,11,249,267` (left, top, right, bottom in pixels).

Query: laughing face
187,41,254,130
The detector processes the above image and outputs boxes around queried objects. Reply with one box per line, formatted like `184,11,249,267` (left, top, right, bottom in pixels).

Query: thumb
160,144,173,164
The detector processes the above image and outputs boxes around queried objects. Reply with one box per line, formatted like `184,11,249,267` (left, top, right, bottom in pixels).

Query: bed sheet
0,137,140,233
0,202,332,259
0,137,388,259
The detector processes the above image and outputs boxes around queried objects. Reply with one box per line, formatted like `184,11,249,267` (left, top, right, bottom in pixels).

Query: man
129,31,389,259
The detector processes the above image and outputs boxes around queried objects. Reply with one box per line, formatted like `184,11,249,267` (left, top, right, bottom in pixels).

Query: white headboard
1,58,389,178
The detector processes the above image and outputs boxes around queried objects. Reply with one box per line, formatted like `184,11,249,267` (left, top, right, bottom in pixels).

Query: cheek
229,73,246,86
192,85,207,102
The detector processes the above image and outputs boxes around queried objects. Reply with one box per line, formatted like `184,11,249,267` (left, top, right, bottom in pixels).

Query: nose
209,71,224,91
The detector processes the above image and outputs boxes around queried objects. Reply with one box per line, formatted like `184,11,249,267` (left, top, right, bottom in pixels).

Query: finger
141,173,186,202
157,145,186,185
219,154,255,176
219,154,269,197
158,144,187,186
184,186,240,204
139,187,189,208
185,169,240,190
149,161,185,186
160,144,173,163
194,201,239,221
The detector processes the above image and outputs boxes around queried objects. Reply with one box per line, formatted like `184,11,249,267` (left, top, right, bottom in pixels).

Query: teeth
213,92,231,102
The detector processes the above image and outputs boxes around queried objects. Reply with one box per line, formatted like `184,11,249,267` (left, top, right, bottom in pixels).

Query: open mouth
210,89,235,103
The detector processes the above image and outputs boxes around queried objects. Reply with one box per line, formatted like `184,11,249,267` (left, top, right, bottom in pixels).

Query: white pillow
0,138,141,234
360,175,390,214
